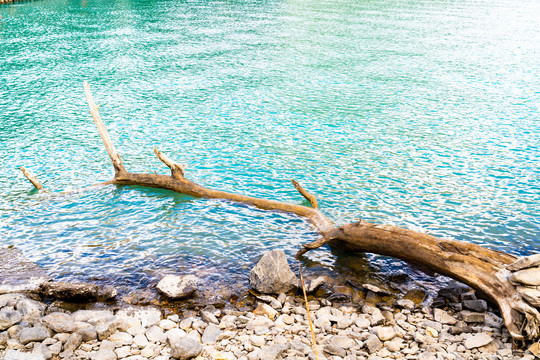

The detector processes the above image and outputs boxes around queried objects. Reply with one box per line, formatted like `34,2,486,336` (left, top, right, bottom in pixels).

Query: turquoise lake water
1,0,539,295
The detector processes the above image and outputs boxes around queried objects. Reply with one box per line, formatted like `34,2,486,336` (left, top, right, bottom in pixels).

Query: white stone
156,275,198,299
464,332,493,350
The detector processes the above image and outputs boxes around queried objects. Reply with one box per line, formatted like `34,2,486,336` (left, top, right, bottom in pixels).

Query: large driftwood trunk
21,82,539,343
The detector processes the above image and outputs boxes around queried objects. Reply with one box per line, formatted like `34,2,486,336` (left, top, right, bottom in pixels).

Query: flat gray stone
170,337,203,359
461,310,485,323
249,250,298,294
39,281,117,301
508,254,540,271
4,349,45,360
201,324,221,344
511,267,540,286
18,326,51,345
0,248,50,294
42,312,75,333
145,325,166,343
464,332,493,349
433,308,458,325
365,334,382,354
16,298,46,322
257,344,288,360
63,332,82,351
323,343,346,357
0,309,22,330
90,349,117,360
462,299,487,312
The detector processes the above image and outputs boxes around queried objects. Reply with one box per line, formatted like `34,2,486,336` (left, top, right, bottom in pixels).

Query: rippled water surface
1,0,539,294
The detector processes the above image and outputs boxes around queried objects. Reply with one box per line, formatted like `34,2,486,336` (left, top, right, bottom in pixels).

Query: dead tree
20,82,539,343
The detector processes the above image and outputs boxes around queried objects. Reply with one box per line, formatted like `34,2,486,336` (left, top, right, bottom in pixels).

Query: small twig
298,260,319,360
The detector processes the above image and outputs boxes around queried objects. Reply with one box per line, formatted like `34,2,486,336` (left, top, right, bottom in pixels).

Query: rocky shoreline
0,288,536,360
1,250,539,360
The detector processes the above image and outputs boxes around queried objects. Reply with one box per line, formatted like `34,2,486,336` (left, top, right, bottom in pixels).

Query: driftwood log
20,82,539,343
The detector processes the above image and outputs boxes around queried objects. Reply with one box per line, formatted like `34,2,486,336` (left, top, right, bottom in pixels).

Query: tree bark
301,222,539,342
20,82,539,343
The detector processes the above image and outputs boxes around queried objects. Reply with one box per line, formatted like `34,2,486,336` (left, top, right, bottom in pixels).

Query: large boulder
249,250,298,294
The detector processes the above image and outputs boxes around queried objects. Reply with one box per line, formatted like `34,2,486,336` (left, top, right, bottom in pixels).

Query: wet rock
464,332,493,349
42,312,75,333
507,254,540,271
39,281,116,301
362,284,391,296
307,277,326,293
0,247,51,294
157,275,199,299
253,303,278,320
460,310,485,323
170,337,203,359
403,288,427,304
121,289,157,306
462,299,487,312
438,285,471,303
394,299,415,311
0,309,22,330
249,250,298,294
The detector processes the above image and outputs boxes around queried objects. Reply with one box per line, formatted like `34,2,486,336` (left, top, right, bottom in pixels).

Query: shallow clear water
1,0,539,294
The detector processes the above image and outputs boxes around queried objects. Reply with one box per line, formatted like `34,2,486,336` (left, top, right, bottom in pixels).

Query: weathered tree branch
20,82,539,343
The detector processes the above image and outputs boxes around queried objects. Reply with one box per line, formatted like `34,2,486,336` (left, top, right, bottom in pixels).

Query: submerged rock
0,247,50,294
157,275,199,299
249,250,298,294
39,281,117,301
